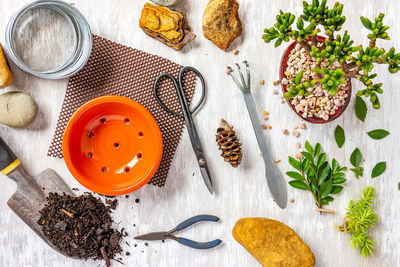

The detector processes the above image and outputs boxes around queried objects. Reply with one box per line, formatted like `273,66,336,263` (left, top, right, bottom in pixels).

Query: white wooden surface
0,0,399,266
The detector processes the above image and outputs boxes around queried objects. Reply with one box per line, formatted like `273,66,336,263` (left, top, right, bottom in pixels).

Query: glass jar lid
4,0,92,79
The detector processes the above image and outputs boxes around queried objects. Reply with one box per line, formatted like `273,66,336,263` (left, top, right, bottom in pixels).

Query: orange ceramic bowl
62,96,163,196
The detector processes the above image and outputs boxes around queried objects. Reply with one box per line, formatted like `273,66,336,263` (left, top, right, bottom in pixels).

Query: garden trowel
0,136,75,258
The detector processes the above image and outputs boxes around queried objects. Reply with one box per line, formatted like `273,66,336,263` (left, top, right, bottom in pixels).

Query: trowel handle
0,136,20,176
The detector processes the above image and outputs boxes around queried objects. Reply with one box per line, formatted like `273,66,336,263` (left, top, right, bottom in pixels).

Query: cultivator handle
0,136,20,176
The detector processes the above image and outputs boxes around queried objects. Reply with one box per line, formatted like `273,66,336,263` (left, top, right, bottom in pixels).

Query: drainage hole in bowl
114,142,119,148
100,118,106,123
138,132,143,138
124,118,130,123
87,152,93,158
137,153,142,159
124,167,130,173
87,132,94,138
101,167,108,173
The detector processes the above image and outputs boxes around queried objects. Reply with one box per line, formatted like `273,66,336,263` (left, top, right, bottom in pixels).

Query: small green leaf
314,143,322,157
308,174,318,187
333,172,345,178
350,148,362,167
301,158,310,172
335,125,345,148
355,96,367,122
286,171,304,180
317,153,327,169
398,182,400,191
289,156,301,170
301,151,314,162
295,71,304,84
275,38,283,47
360,16,372,30
367,129,390,140
305,141,314,154
322,196,334,202
310,183,317,194
331,186,344,194
332,159,339,173
333,178,347,184
371,162,386,178
319,180,333,198
319,165,331,183
289,180,309,190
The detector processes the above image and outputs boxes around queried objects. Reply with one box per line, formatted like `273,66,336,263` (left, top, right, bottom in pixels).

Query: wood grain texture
0,0,399,266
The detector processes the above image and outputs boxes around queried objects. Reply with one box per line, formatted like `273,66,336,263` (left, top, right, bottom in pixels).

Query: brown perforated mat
48,35,196,187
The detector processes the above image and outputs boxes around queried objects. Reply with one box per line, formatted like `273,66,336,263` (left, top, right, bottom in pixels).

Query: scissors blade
200,164,214,194
134,232,168,241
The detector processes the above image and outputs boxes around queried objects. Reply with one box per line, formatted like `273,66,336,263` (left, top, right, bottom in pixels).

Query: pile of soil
38,193,122,266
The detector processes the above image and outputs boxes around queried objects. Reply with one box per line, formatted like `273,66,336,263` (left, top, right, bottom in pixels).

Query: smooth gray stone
150,0,179,6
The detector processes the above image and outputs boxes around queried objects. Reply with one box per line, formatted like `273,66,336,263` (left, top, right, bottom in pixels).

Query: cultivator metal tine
243,61,250,88
227,66,243,90
235,63,247,88
228,61,251,93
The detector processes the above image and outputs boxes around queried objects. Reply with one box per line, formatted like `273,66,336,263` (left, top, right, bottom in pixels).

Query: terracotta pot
279,36,352,123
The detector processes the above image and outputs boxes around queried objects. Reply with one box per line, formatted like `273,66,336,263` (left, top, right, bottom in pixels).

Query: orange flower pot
63,96,163,196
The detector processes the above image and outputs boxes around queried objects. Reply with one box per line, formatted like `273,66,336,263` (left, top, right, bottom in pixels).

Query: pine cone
216,119,242,167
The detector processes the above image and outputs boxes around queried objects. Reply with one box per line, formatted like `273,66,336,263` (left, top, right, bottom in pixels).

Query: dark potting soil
105,199,118,210
37,193,123,266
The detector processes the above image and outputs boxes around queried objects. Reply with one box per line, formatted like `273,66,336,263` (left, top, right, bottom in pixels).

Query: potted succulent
262,0,400,123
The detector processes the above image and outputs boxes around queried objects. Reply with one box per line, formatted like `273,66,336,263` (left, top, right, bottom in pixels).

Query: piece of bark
139,3,195,51
142,28,196,51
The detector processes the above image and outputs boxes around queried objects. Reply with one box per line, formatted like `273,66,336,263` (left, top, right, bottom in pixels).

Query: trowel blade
7,167,76,259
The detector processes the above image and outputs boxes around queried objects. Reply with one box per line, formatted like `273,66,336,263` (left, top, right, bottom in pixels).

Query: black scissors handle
153,66,206,118
154,67,213,194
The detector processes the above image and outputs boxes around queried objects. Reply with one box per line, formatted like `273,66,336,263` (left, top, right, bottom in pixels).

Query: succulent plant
292,18,319,43
310,31,359,65
285,71,316,99
262,11,295,47
301,0,328,24
262,0,400,115
313,68,345,96
381,48,400,73
321,2,345,37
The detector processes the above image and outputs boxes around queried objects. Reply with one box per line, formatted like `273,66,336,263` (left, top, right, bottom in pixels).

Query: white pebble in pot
0,91,38,128
150,0,179,6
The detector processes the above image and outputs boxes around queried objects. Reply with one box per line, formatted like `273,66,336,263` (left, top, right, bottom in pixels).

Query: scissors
154,66,213,194
134,215,222,249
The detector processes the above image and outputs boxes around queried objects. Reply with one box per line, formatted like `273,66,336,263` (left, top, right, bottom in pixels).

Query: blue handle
177,238,222,250
175,215,220,232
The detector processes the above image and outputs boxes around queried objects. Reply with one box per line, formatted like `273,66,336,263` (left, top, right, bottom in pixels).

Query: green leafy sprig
350,148,363,178
337,186,378,257
286,141,347,210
